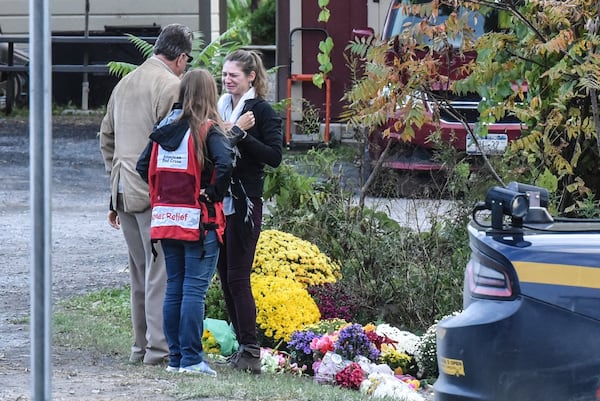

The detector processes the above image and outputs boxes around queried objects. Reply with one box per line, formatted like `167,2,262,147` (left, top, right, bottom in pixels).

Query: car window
383,0,497,47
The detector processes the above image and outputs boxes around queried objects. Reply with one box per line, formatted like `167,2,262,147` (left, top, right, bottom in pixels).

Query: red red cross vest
148,123,225,243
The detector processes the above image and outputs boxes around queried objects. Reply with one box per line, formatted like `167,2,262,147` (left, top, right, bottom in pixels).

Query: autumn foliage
342,0,600,214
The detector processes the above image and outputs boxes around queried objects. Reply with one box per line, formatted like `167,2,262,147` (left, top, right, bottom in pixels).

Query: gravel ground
0,113,205,401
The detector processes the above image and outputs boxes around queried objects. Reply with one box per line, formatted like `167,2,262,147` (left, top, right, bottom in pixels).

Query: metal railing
0,35,156,114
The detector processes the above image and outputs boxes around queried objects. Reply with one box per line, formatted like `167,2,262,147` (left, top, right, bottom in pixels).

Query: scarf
217,88,256,228
217,87,256,124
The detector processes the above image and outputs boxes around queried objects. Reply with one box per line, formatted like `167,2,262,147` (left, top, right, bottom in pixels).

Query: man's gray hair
153,23,193,61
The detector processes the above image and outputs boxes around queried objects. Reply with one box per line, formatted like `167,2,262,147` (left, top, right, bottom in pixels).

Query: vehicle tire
0,72,27,113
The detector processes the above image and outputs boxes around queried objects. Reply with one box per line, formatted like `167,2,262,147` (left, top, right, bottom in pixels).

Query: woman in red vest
138,68,234,375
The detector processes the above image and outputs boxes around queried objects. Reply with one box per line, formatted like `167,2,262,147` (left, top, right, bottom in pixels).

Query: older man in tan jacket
99,23,193,366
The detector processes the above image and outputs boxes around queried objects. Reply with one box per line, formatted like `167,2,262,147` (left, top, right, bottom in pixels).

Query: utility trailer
0,0,214,112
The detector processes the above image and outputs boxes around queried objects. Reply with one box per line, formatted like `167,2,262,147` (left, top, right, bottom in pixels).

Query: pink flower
310,334,335,355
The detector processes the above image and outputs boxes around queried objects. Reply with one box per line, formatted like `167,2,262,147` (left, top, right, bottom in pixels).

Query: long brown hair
223,49,268,99
178,68,227,168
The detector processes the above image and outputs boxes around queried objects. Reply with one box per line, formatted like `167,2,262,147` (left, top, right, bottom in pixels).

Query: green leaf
107,61,138,78
536,169,558,193
312,73,325,88
318,9,330,22
318,40,328,53
126,34,154,59
318,62,333,74
317,52,329,64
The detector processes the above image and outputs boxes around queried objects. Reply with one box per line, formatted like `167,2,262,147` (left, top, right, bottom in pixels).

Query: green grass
171,369,374,401
53,287,132,357
53,287,376,401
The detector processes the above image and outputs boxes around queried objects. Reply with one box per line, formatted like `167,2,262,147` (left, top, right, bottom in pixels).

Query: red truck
366,0,523,174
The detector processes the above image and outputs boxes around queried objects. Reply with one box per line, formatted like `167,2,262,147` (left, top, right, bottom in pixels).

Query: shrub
205,276,228,320
307,282,360,322
265,146,472,332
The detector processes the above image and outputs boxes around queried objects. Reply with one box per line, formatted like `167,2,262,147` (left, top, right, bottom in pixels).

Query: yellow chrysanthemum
251,275,321,343
252,229,342,288
201,329,221,355
379,343,414,371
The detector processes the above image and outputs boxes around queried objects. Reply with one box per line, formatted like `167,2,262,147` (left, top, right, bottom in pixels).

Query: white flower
360,372,425,401
376,323,420,354
260,351,280,374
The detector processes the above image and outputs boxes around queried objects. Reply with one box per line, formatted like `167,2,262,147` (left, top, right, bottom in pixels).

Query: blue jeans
162,231,219,368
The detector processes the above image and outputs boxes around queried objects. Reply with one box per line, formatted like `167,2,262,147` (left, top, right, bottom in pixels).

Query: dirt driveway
0,113,206,400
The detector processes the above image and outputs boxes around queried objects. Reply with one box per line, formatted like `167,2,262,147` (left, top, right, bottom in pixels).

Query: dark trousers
217,196,263,346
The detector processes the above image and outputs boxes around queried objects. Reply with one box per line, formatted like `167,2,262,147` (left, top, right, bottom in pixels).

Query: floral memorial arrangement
282,320,434,400
205,229,448,400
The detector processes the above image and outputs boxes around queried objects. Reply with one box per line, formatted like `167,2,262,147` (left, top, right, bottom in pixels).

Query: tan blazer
99,57,180,213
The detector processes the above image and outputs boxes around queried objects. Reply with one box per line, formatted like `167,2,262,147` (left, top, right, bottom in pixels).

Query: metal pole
219,0,227,35
29,0,52,398
6,42,15,114
82,0,90,110
199,0,211,43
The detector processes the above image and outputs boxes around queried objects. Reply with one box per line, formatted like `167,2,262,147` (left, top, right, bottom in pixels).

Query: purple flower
334,324,380,361
287,330,320,375
288,330,319,355
308,283,359,321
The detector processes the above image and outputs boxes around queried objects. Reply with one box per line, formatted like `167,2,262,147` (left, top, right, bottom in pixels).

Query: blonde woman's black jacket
228,98,283,198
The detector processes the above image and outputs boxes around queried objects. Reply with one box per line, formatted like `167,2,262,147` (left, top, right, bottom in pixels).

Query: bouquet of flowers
260,348,306,375
287,330,319,374
335,362,365,389
201,329,220,355
334,323,381,362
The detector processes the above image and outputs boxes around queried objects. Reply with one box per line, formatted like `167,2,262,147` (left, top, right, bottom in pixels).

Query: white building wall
211,0,221,41
0,0,220,37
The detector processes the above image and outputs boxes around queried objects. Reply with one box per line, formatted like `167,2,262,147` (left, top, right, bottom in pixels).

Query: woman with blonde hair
216,49,283,373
